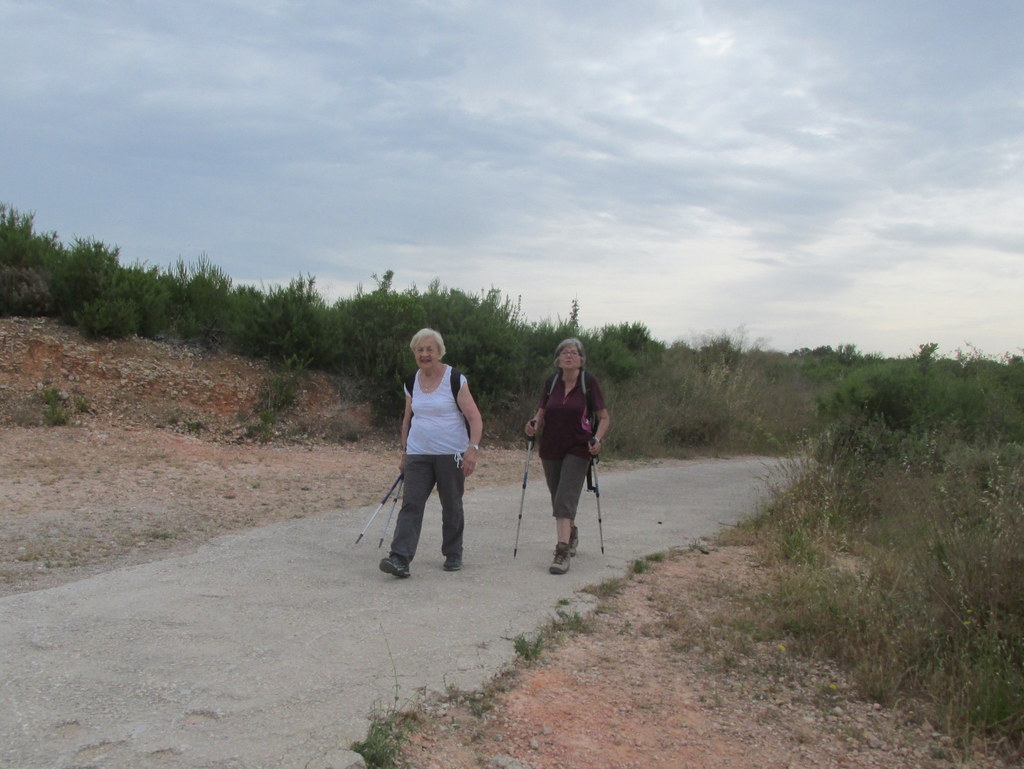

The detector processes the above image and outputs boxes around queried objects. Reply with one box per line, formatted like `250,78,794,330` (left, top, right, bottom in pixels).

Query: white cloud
2,0,1022,357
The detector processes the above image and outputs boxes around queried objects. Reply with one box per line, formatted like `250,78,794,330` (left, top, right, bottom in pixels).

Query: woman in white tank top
379,328,483,578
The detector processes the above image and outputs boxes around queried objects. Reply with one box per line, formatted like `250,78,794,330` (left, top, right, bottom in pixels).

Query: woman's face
414,337,442,369
558,345,583,371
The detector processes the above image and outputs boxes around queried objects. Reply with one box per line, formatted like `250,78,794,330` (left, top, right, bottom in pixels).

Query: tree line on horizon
2,203,1021,445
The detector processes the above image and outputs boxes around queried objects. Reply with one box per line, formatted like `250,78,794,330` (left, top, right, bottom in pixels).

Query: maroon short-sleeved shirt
538,373,605,461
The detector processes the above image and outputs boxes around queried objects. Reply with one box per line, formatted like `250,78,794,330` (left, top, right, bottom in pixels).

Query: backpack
544,369,599,433
405,366,470,436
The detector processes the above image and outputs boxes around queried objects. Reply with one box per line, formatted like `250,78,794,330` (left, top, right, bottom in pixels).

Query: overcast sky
3,0,1022,357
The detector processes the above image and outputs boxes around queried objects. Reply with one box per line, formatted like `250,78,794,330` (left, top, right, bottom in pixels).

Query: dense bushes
414,281,527,413
819,343,1024,442
0,206,60,316
2,208,675,435
229,276,342,369
334,273,428,419
605,336,820,456
739,343,1024,754
2,207,700,438
164,255,234,347
2,202,1016,458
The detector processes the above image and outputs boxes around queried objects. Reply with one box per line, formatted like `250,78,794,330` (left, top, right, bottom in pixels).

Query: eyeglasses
558,349,581,357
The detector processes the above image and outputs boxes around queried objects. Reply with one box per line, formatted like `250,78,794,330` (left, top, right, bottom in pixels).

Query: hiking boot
569,525,579,557
443,554,463,572
549,542,571,575
379,554,410,578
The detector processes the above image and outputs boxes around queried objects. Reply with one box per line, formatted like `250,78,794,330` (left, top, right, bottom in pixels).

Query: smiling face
409,328,446,372
413,336,443,370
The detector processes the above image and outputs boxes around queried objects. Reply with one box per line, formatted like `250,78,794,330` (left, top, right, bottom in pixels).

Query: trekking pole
377,474,404,549
513,423,536,558
355,473,403,544
589,440,605,554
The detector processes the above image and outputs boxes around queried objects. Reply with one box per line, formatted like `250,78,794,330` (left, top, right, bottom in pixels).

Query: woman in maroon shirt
525,338,611,574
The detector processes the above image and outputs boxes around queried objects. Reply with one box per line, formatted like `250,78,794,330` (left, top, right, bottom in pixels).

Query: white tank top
405,365,469,455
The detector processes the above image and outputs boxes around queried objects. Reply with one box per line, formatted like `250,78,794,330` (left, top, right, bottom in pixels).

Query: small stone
303,748,366,769
487,755,530,769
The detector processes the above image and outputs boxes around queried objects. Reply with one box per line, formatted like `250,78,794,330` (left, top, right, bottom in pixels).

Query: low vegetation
350,706,411,769
730,344,1024,758
4,203,1022,761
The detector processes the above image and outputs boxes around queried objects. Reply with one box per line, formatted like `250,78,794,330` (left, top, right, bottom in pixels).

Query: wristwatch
468,443,481,450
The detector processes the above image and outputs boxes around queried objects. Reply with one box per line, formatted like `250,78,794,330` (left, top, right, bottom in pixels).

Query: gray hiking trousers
388,453,465,563
541,454,591,521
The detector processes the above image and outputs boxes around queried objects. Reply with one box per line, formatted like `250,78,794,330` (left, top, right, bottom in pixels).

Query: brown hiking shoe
549,542,571,575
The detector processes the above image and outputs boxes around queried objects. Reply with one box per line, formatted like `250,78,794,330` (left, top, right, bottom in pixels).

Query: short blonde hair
409,328,446,358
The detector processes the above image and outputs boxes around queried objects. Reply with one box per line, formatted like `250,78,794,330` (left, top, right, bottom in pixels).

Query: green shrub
790,343,877,384
513,632,544,661
819,344,1024,445
163,255,233,347
585,322,663,383
631,558,650,574
42,388,69,426
747,427,1024,749
350,706,411,769
76,295,139,339
414,280,530,414
0,205,60,316
551,608,590,634
334,272,427,422
695,331,745,373
607,337,819,457
49,238,121,326
228,276,341,369
0,264,52,317
70,262,169,340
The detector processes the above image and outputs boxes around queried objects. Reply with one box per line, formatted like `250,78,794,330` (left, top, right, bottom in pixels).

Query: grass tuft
513,632,544,661
350,706,411,769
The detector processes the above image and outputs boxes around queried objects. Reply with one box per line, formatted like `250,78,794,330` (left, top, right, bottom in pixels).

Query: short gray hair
409,328,446,358
553,337,585,367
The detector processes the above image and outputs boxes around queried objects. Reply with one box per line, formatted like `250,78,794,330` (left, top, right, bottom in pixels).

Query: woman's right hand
524,418,537,437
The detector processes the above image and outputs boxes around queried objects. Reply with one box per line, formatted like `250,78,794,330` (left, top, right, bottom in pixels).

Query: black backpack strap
582,370,599,433
408,367,466,429
449,367,471,437
583,369,595,414
449,366,463,405
544,370,593,406
544,370,597,432
406,366,462,404
544,372,559,401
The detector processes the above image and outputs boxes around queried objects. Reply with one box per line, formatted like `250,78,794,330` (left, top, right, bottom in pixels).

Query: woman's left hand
588,437,602,455
462,447,478,477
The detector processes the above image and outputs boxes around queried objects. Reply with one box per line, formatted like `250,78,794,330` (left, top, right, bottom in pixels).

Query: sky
2,0,1022,358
